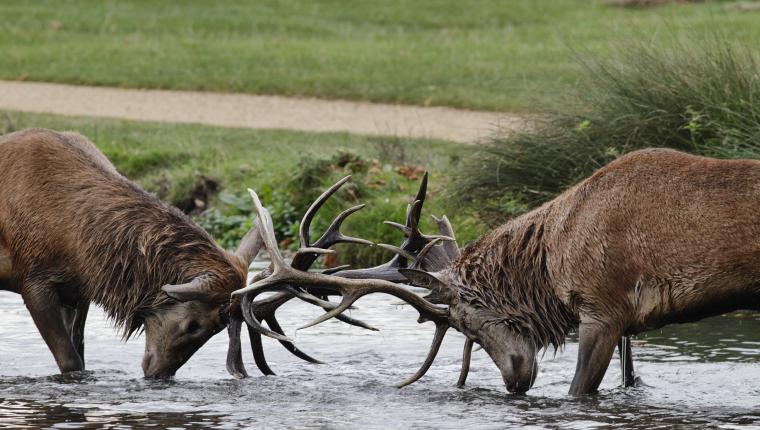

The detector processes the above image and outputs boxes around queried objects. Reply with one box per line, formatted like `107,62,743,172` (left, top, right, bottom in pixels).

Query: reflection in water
1,286,760,429
0,399,226,429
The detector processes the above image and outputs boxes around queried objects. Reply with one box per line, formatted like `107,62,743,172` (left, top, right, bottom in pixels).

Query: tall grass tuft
453,37,760,225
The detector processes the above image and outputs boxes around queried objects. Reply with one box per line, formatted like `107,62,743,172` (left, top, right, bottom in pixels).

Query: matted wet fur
0,128,249,376
441,148,760,394
453,213,577,351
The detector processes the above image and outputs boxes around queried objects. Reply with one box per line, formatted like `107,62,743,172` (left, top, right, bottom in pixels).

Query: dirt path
0,80,526,143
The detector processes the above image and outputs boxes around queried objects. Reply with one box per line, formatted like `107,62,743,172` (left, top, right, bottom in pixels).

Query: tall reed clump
453,37,760,225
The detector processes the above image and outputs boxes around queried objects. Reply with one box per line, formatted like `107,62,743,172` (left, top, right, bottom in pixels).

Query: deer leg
618,336,635,387
23,281,84,373
61,300,88,365
569,322,619,396
72,300,88,362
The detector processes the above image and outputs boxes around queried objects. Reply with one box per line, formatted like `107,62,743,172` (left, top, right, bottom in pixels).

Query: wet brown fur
0,128,248,337
452,148,760,347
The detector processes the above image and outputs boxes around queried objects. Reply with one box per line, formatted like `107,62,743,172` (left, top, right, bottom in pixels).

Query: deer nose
142,351,156,376
508,354,524,373
501,355,536,394
142,350,173,379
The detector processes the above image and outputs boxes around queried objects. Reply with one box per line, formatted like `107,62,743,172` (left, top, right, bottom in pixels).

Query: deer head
139,225,263,379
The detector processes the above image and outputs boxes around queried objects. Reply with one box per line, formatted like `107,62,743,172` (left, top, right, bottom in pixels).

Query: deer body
0,129,253,377
452,148,760,394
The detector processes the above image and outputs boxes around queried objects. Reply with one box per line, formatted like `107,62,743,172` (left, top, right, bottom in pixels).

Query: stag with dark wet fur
239,149,760,396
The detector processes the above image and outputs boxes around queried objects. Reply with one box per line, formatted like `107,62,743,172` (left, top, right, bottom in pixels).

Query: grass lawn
0,111,484,265
2,1,759,112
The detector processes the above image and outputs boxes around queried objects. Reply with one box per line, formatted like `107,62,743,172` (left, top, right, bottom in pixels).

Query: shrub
195,149,440,267
453,37,760,224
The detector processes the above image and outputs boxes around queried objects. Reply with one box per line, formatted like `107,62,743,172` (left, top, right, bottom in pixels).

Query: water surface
2,281,760,429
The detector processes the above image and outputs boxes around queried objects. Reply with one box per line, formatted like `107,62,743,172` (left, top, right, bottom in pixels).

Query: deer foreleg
62,300,89,364
569,322,620,396
24,280,84,373
618,336,635,387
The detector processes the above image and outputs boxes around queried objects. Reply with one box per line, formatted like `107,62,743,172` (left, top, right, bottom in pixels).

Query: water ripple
2,292,760,429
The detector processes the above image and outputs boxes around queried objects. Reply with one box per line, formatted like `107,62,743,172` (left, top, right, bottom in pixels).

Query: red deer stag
236,149,760,395
0,128,360,378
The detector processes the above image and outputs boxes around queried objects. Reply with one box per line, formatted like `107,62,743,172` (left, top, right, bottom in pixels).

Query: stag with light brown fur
239,149,760,396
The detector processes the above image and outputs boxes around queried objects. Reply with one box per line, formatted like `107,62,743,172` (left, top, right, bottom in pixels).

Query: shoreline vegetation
1,111,484,266
453,37,760,224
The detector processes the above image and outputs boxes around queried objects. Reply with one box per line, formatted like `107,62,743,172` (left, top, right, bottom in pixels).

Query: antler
335,173,453,282
238,176,380,376
234,176,463,387
456,338,474,388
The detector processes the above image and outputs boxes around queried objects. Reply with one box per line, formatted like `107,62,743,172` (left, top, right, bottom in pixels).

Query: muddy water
2,272,760,429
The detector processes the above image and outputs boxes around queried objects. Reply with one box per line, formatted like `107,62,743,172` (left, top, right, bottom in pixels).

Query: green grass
452,36,760,224
0,111,484,265
2,1,760,112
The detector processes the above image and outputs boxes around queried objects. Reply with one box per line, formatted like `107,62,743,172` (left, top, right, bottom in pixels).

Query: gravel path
0,80,527,143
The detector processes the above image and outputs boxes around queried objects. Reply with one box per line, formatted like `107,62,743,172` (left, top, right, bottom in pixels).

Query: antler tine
261,317,324,364
248,326,275,375
402,171,428,237
246,318,324,375
293,279,448,331
415,171,429,207
313,204,374,249
395,322,449,388
413,237,446,268
322,264,351,275
247,189,288,270
376,236,455,274
383,220,410,235
299,175,352,247
296,290,362,331
432,215,461,260
243,285,368,376
226,314,248,378
241,292,294,342
376,243,417,261
284,286,378,331
456,338,475,388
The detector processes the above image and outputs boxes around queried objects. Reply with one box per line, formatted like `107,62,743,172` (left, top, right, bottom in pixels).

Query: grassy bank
2,1,760,112
0,111,483,266
453,37,760,224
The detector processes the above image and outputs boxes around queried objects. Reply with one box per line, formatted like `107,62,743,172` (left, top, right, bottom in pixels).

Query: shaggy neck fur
70,180,243,338
453,208,576,350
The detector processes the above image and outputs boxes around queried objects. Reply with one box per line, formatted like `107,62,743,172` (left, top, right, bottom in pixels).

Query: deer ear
399,268,445,289
399,269,456,305
162,276,215,302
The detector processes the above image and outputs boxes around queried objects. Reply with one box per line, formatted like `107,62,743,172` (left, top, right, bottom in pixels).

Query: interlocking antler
234,173,464,387
336,173,453,281
227,176,380,377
